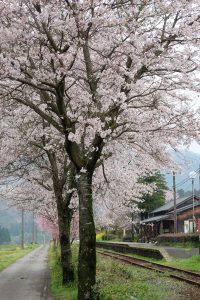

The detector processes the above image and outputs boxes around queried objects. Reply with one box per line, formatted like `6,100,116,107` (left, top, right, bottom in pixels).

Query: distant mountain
0,201,21,228
0,200,49,244
164,150,200,192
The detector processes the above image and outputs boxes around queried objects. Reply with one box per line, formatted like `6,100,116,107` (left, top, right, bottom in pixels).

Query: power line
175,167,200,189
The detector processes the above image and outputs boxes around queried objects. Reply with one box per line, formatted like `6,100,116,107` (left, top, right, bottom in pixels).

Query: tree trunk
47,151,75,285
77,172,98,300
57,207,74,284
52,238,56,250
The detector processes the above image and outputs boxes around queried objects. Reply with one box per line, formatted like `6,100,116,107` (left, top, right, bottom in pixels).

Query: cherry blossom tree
1,1,200,298
0,107,77,283
36,205,79,244
36,215,59,242
93,143,174,230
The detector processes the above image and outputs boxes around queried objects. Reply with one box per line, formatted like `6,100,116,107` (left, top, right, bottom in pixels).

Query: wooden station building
140,195,200,239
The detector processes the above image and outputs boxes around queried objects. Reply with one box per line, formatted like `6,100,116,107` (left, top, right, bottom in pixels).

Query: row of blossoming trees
0,1,200,299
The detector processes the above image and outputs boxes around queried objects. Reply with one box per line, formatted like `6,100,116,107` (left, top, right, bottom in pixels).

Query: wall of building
177,206,200,220
177,206,200,233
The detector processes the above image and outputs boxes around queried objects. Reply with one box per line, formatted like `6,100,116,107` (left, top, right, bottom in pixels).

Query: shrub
102,233,117,241
96,232,106,241
122,236,132,242
157,233,199,246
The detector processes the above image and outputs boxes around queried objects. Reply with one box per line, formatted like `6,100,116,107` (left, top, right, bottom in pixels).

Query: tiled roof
176,201,200,214
142,200,200,224
152,195,200,213
141,214,172,224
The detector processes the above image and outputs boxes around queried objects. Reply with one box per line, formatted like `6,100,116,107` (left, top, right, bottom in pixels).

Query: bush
157,233,199,246
102,233,117,241
122,236,132,242
96,232,106,241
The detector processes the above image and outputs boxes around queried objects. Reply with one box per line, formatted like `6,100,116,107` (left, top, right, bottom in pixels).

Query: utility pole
189,171,197,233
199,163,200,195
43,232,46,245
173,171,177,234
32,210,35,243
35,223,37,244
21,208,24,249
192,176,195,233
189,171,197,232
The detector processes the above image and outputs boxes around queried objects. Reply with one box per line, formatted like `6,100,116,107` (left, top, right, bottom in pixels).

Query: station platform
100,241,199,261
126,242,199,261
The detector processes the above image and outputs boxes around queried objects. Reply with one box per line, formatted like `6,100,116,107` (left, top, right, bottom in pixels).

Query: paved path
0,244,52,300
163,246,199,259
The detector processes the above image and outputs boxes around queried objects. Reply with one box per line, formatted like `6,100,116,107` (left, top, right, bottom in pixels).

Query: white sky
189,141,200,154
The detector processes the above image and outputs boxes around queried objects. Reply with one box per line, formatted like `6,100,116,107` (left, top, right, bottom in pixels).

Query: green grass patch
162,254,200,272
100,248,200,273
99,248,200,273
48,244,77,300
49,244,198,300
0,244,39,271
97,257,191,300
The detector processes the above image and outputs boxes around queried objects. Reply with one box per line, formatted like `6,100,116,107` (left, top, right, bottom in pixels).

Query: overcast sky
189,141,200,154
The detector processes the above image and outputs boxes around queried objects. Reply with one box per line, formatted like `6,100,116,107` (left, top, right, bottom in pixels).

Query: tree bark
57,206,74,284
77,172,98,300
47,151,75,284
52,238,56,250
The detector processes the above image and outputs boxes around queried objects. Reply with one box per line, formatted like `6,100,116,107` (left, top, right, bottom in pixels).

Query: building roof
140,197,200,224
176,201,200,214
141,199,200,224
152,195,200,214
141,214,172,224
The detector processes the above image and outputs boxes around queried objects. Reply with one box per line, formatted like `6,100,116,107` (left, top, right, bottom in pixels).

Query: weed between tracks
98,249,200,273
49,244,200,300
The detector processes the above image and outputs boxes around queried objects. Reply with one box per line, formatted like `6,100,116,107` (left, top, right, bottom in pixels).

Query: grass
96,257,199,300
162,254,200,272
0,243,39,271
49,244,199,300
49,245,78,300
99,248,200,272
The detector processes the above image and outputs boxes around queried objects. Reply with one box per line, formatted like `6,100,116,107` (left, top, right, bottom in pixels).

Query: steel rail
97,250,200,287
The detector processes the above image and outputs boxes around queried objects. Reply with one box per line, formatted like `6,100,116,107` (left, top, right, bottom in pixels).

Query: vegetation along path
0,244,51,300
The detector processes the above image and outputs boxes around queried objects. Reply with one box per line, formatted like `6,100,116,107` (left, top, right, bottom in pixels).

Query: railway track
97,249,200,287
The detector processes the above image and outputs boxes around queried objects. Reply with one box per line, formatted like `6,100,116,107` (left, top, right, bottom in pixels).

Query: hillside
0,200,48,244
165,150,200,192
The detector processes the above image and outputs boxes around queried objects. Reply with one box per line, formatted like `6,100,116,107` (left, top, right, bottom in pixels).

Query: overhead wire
174,167,200,189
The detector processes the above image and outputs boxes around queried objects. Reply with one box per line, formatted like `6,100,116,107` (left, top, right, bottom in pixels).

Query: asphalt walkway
163,246,199,259
0,244,52,300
